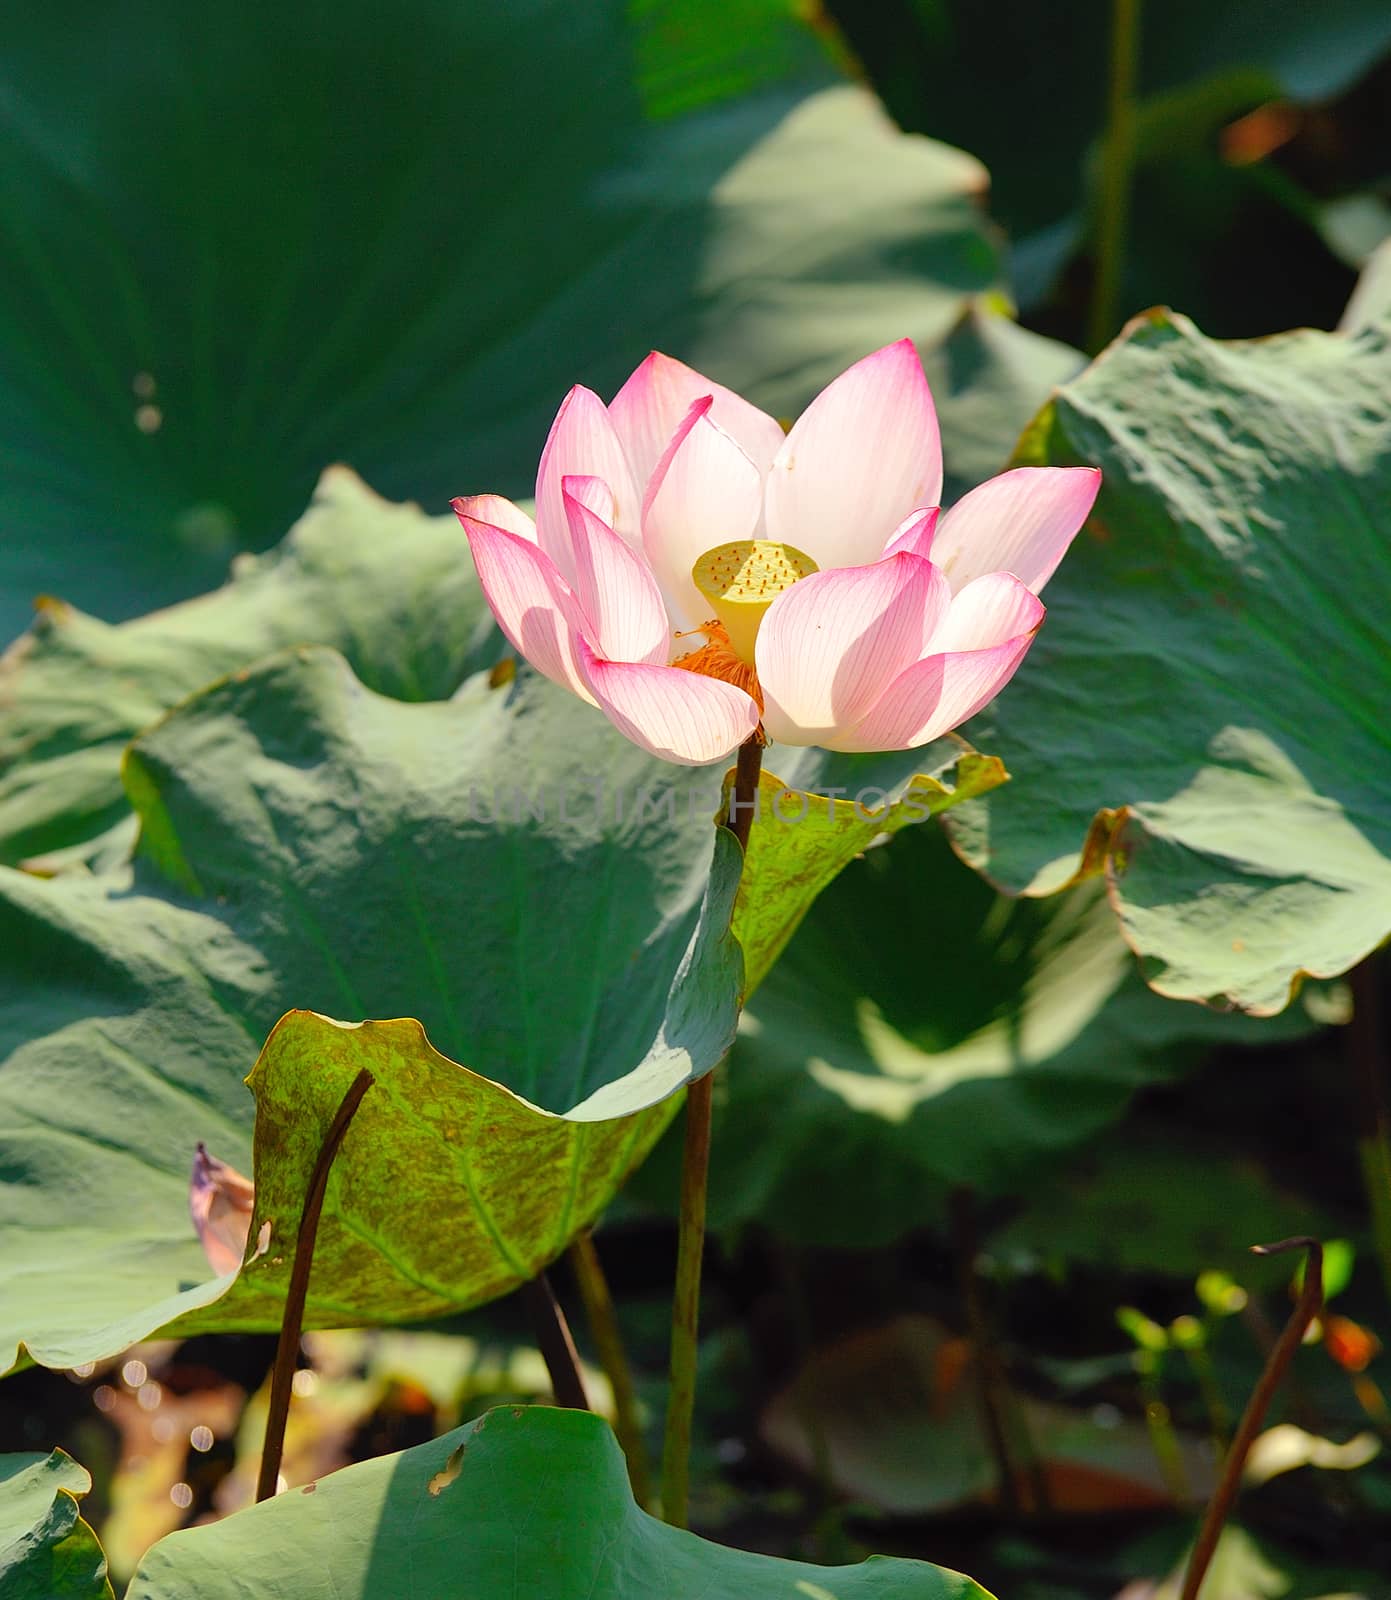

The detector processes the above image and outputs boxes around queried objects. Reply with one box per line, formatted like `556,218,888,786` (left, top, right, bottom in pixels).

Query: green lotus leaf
0,471,502,867
944,304,1391,1014
125,1406,992,1600
2,628,997,1368
1,0,997,640
0,650,741,1371
0,1451,113,1600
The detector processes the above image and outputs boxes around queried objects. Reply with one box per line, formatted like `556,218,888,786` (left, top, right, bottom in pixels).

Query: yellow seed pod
691,540,818,664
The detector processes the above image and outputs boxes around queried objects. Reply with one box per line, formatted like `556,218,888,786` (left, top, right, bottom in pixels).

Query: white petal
643,405,763,632
576,639,759,766
926,571,1045,652
757,552,951,747
452,494,538,543
764,340,942,569
848,579,1045,750
932,466,1101,594
562,483,669,665
609,350,785,497
454,503,593,702
535,386,641,581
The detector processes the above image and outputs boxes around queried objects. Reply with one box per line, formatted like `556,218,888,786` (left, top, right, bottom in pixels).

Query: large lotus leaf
0,471,502,866
0,1452,113,1600
1,640,996,1369
632,818,1324,1245
0,0,998,641
632,0,834,120
942,307,1391,1014
0,650,738,1370
125,1406,991,1600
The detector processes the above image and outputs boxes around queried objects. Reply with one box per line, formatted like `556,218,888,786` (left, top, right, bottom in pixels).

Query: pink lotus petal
453,501,593,701
848,600,1044,751
452,493,538,544
535,386,641,579
764,340,942,570
880,506,940,561
576,638,759,765
644,405,763,632
927,570,1045,652
610,350,786,496
559,473,614,525
757,552,952,747
931,466,1101,595
562,481,669,666
190,1142,255,1278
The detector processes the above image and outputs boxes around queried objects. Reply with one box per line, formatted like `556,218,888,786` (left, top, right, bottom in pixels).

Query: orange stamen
673,621,767,741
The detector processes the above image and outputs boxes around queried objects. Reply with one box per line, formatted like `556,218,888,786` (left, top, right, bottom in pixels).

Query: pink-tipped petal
847,631,1039,751
847,578,1045,750
454,505,593,701
764,340,943,569
756,552,952,747
610,350,786,496
559,473,614,525
562,483,669,666
926,570,1045,652
932,466,1101,594
535,387,641,578
644,406,763,631
880,506,940,560
576,639,759,766
190,1143,255,1277
452,493,539,544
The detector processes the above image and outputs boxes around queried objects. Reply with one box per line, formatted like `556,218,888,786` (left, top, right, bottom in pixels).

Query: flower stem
256,1067,374,1502
570,1228,651,1502
522,1270,590,1410
1178,1238,1323,1600
661,735,763,1527
1087,0,1142,354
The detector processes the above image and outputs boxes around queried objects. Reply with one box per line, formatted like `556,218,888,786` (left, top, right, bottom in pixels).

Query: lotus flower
454,341,1099,766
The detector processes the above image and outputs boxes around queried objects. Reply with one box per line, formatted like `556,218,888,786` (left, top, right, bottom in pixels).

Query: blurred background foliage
3,0,1391,1595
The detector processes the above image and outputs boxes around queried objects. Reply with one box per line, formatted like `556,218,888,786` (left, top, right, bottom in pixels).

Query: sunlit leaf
0,1451,113,1600
946,305,1391,1013
0,650,741,1370
2,628,992,1367
125,1406,992,1599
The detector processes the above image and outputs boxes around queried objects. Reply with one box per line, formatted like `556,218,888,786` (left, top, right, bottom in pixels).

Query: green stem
1087,0,1141,354
1179,1239,1324,1600
256,1068,374,1502
660,1070,715,1528
660,736,763,1527
570,1228,652,1503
